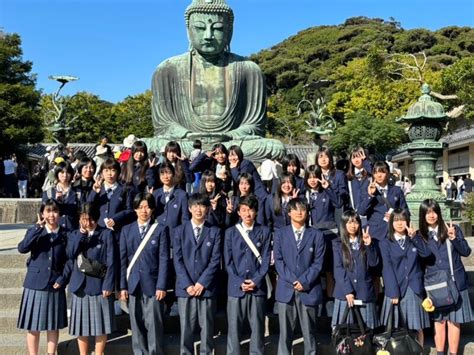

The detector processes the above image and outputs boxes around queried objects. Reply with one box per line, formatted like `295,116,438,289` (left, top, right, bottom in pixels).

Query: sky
1,0,473,103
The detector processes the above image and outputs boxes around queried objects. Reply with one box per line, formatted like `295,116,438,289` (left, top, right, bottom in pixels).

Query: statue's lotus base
141,136,286,162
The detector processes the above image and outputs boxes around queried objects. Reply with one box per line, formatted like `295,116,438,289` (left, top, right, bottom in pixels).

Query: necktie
139,225,147,240
282,200,288,211
194,226,201,242
429,230,438,241
295,230,303,249
379,188,386,197
164,191,170,203
106,188,113,199
350,240,360,251
355,171,363,179
397,237,406,249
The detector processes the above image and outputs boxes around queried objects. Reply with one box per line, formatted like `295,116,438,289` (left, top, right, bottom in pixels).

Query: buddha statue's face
188,12,232,57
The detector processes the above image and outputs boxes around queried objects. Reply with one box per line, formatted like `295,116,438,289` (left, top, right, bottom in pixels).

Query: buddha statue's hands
186,132,232,143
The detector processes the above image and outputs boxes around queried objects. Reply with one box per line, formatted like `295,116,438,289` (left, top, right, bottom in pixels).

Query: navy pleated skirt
332,298,379,329
69,289,116,336
17,288,67,331
433,288,473,324
380,287,430,330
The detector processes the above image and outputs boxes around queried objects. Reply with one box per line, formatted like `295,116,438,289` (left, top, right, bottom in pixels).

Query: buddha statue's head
185,0,234,57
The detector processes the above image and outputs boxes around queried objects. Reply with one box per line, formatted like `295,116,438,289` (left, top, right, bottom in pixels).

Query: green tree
112,91,153,141
328,110,406,155
0,32,43,152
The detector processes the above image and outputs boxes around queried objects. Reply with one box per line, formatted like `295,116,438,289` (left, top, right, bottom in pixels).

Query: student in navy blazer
173,193,222,355
271,153,306,195
346,146,372,216
42,162,79,231
164,141,194,191
273,197,325,355
228,145,268,200
224,195,271,355
379,209,430,346
120,140,155,193
315,146,349,206
87,158,135,234
152,161,190,231
17,200,70,355
120,193,169,355
67,202,116,355
358,161,409,241
197,170,227,228
332,210,379,329
418,199,473,355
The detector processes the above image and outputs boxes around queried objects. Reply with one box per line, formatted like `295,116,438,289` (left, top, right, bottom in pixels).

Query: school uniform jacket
153,187,190,230
262,194,291,231
306,186,342,229
324,169,349,205
224,224,271,298
67,227,115,295
271,175,306,195
42,186,79,230
172,221,222,298
358,184,409,240
346,177,369,212
380,235,427,299
87,183,135,230
119,221,169,297
225,194,265,228
332,238,379,302
274,225,326,306
421,225,471,292
18,225,71,290
190,153,232,193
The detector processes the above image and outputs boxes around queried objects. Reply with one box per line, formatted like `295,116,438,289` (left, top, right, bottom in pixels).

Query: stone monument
143,0,286,161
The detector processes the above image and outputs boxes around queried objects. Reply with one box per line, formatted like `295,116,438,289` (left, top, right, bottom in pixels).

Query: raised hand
210,193,221,210
407,222,416,239
318,175,330,190
36,213,45,227
368,180,377,196
446,220,456,240
362,226,372,246
206,150,216,158
93,176,103,193
291,188,300,199
226,197,234,214
148,158,157,167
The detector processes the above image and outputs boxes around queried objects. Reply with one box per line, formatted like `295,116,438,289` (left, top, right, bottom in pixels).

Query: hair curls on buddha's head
185,0,234,27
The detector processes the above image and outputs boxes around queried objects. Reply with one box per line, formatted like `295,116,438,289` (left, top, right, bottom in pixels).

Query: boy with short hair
173,193,222,354
224,195,271,355
274,197,325,354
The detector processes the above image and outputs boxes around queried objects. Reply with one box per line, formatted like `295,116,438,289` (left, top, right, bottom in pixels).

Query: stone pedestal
0,199,42,224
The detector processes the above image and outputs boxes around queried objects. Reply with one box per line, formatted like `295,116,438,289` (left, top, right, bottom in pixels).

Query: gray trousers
226,294,265,355
178,296,216,355
277,293,318,355
129,290,165,355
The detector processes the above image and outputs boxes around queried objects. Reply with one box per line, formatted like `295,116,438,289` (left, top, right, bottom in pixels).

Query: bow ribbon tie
396,237,406,249
350,240,360,251
429,230,438,241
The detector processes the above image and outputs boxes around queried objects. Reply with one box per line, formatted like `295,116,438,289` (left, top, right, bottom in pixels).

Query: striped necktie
194,226,201,242
295,230,303,249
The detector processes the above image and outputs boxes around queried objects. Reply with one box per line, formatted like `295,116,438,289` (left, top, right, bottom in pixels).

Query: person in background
17,200,70,355
4,153,18,197
464,174,473,194
72,157,97,205
71,150,87,172
457,176,464,201
259,153,278,193
17,160,30,198
189,139,202,193
119,134,138,164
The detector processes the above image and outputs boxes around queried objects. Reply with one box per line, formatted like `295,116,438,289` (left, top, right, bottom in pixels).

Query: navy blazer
332,238,379,302
347,177,370,212
231,159,268,200
380,235,426,299
42,186,79,230
87,183,135,231
18,226,71,290
262,194,292,231
152,188,190,230
358,184,409,240
305,187,342,229
190,153,232,193
224,224,271,298
67,227,115,295
271,175,306,195
225,194,265,228
120,221,169,297
421,226,471,291
172,221,222,298
274,225,325,306
324,169,349,206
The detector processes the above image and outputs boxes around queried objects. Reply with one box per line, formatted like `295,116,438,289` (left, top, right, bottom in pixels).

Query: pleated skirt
380,287,430,330
332,298,379,329
17,288,67,331
69,290,116,336
432,288,473,324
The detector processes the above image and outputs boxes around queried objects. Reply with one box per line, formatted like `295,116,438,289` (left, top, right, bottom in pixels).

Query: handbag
423,239,459,309
77,253,107,279
373,303,423,355
331,305,374,355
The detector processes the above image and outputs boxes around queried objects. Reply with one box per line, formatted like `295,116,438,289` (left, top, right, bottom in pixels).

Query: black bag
331,306,374,355
424,269,459,309
77,253,107,279
373,303,423,355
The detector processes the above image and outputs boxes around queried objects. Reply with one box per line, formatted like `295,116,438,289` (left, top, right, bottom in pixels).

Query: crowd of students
16,140,473,355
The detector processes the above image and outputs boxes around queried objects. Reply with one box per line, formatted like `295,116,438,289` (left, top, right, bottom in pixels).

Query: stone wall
0,199,42,224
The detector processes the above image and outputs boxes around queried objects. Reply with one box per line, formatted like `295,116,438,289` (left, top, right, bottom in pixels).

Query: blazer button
48,257,51,260
47,267,50,270
354,279,357,283
50,238,53,242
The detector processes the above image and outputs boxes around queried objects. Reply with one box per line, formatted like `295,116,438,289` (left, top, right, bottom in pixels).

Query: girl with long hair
332,210,379,329
164,141,194,191
120,140,154,193
198,170,226,228
346,146,372,217
418,199,472,355
315,146,348,205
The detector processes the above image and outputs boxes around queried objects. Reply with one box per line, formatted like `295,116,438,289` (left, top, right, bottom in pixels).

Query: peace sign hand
407,222,416,239
318,176,330,190
226,198,234,214
210,193,221,210
36,213,45,228
93,176,103,193
362,226,372,246
148,158,157,167
292,188,300,199
368,181,377,196
206,150,216,158
446,220,456,240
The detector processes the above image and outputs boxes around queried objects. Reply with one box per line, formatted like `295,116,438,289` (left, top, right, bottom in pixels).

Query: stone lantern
397,83,449,223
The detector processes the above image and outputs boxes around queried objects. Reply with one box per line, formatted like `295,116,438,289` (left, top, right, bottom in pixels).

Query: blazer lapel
196,224,207,249
297,228,311,253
